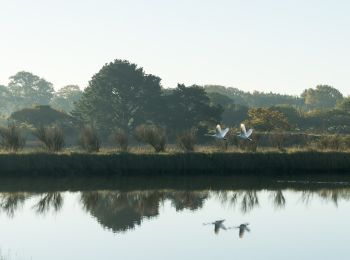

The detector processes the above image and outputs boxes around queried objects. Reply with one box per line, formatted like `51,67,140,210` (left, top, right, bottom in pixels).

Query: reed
0,151,349,176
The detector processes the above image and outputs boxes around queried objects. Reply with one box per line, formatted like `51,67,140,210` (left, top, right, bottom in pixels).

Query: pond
0,176,349,260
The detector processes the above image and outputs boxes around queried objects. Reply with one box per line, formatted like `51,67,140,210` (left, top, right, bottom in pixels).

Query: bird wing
221,128,229,137
246,129,253,137
216,125,222,135
240,124,247,135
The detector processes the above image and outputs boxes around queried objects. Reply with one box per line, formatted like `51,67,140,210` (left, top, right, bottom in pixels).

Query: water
0,176,349,260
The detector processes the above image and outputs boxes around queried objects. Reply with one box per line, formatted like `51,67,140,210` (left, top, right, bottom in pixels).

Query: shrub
177,128,197,152
316,135,344,151
0,124,25,151
79,126,100,152
269,132,287,151
238,133,261,152
33,125,65,152
114,128,128,152
134,124,166,152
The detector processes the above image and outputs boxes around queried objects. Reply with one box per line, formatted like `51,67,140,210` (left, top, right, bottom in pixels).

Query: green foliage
270,105,301,129
134,124,166,152
113,128,128,152
0,85,15,116
204,85,303,107
79,126,100,153
269,132,287,151
314,135,348,151
246,108,290,131
34,125,65,152
10,105,73,128
336,97,350,112
74,59,162,131
302,85,343,110
222,104,249,126
8,71,54,109
176,128,197,152
207,92,235,107
50,85,82,113
302,109,350,133
163,84,222,134
0,124,25,151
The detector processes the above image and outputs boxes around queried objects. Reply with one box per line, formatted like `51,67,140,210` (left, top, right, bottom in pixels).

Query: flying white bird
237,124,253,141
205,125,229,140
203,219,227,234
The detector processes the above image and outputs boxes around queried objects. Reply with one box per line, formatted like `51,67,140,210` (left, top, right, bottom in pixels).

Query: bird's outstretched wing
240,124,247,135
216,125,222,135
246,129,253,137
221,128,229,137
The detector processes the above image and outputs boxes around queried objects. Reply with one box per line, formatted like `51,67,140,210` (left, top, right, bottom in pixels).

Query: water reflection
233,223,250,239
203,220,227,234
0,186,350,233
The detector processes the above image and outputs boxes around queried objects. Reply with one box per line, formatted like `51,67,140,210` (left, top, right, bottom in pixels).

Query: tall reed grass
0,151,349,176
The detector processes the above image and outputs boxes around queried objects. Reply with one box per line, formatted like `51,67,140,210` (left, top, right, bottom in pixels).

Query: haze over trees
0,58,350,145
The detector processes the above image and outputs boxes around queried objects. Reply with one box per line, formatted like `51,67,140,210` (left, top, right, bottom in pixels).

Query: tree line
1,59,350,143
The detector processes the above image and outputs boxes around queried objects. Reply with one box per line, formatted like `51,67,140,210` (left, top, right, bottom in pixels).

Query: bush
114,128,128,152
238,133,261,152
134,124,166,152
79,126,100,152
315,135,344,151
33,125,65,152
177,128,197,152
0,124,25,151
269,132,287,151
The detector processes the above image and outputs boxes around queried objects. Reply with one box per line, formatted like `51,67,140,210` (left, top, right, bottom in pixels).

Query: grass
0,146,350,176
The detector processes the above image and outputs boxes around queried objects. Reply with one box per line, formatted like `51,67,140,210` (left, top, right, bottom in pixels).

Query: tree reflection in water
0,192,31,217
0,188,350,232
33,192,63,214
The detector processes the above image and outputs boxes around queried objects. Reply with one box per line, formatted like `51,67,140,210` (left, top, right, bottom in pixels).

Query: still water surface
0,177,349,260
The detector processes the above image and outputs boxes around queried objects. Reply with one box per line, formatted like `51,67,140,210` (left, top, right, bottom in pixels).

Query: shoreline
0,151,350,176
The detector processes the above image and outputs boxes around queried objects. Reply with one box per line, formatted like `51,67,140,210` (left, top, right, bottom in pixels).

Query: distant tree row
1,59,350,139
0,72,82,115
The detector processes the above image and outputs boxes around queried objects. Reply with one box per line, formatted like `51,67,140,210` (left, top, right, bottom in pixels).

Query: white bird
203,219,227,234
237,124,253,141
205,125,229,140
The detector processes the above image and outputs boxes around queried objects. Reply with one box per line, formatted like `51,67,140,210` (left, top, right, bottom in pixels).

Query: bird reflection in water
203,219,227,234
232,223,250,239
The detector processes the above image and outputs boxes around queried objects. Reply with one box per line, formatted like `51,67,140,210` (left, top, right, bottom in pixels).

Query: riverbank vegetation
1,59,350,156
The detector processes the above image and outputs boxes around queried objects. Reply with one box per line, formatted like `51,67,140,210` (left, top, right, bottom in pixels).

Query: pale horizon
1,0,350,96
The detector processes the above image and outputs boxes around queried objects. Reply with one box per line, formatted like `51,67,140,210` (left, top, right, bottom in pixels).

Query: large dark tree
163,84,222,133
74,60,162,131
8,71,54,109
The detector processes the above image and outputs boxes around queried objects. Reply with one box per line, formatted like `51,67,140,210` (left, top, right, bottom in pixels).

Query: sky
1,0,350,95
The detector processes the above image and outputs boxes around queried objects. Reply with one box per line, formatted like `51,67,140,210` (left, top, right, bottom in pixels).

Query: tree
163,84,223,133
207,92,235,107
73,59,162,131
8,71,54,109
0,84,14,115
50,85,83,113
336,97,350,112
245,108,290,131
302,85,343,110
10,105,73,127
270,105,301,129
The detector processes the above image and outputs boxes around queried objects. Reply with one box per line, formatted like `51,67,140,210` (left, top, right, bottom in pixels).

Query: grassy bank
1,151,350,176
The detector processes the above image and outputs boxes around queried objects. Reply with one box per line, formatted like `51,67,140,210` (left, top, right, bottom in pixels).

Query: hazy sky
1,0,349,95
